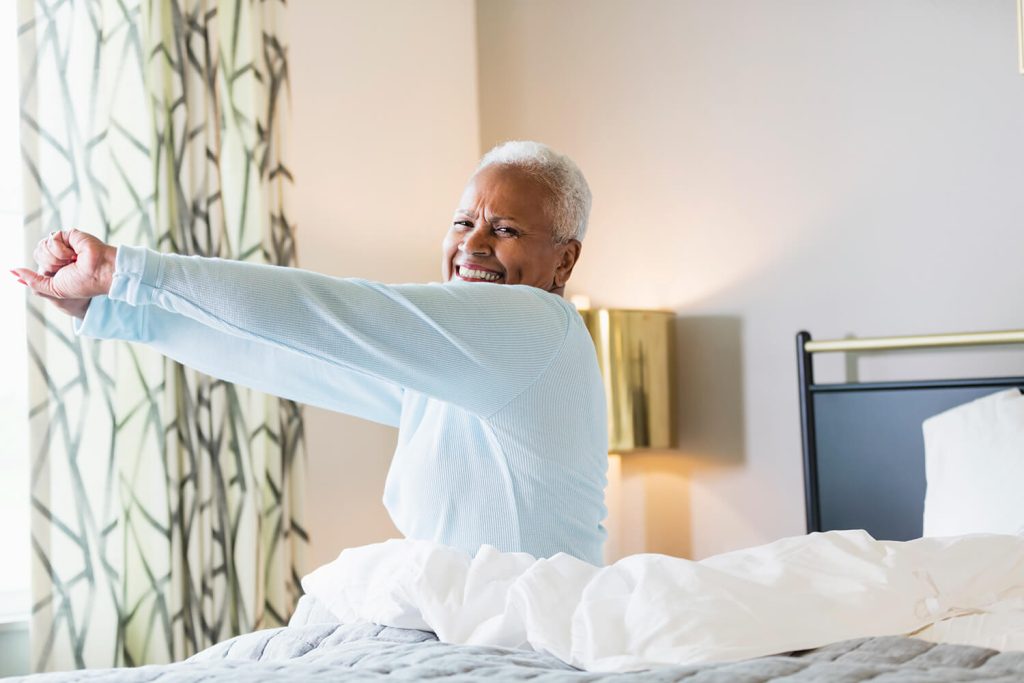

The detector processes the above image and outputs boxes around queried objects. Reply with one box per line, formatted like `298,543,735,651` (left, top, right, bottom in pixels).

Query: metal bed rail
803,329,1024,354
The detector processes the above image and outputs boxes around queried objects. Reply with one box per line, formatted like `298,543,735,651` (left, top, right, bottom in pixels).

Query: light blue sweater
76,246,608,565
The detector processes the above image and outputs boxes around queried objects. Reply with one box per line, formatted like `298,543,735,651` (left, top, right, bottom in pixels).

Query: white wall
289,0,480,569
477,0,1024,559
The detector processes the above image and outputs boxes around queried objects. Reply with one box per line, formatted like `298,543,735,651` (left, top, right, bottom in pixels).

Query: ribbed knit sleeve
75,295,404,426
107,246,571,418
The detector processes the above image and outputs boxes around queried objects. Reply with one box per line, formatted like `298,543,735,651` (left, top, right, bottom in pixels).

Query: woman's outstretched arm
13,230,571,418
78,296,404,426
15,230,404,425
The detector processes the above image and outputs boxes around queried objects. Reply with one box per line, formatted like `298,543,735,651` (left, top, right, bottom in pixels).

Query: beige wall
290,0,480,569
478,0,1024,559
291,1,1024,567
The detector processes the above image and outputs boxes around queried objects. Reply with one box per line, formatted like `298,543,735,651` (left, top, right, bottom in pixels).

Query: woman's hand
9,230,117,318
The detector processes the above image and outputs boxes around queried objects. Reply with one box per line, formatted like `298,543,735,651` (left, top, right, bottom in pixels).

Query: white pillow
922,388,1024,537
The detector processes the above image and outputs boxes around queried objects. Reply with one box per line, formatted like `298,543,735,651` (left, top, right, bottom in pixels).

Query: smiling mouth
456,265,503,282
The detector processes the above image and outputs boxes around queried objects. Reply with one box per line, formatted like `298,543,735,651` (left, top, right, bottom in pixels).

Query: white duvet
301,530,1024,672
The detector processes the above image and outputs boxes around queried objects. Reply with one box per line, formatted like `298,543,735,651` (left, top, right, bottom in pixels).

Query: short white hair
477,141,592,243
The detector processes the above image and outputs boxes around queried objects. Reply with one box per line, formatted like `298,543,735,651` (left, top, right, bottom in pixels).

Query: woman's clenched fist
9,229,117,318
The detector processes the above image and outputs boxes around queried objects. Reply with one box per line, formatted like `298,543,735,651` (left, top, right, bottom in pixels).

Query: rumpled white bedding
914,596,1024,652
301,530,1024,673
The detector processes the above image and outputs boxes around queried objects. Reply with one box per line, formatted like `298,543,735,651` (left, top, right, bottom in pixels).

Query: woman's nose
460,226,492,256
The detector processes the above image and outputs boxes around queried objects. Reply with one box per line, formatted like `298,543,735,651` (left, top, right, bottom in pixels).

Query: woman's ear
553,240,582,288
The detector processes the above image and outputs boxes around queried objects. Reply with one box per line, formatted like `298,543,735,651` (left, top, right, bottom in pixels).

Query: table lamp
577,307,675,452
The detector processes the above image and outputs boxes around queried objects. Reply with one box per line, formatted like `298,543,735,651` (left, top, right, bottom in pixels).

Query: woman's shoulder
389,280,574,312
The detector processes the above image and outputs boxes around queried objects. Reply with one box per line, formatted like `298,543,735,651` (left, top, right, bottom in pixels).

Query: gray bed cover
8,622,1024,682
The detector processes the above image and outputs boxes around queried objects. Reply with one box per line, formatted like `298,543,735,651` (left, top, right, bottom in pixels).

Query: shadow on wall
674,315,746,464
609,315,746,561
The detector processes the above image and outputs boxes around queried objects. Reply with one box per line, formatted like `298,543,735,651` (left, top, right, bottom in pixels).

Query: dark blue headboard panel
812,383,1021,540
797,331,1024,541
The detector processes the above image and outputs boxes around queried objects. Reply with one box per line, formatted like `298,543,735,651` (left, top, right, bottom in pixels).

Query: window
0,0,30,623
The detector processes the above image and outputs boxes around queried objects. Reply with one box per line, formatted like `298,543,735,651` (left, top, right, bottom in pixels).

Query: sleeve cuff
72,295,147,341
71,305,94,337
109,245,164,306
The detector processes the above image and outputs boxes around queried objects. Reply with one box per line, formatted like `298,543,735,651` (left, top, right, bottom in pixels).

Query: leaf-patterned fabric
17,0,306,672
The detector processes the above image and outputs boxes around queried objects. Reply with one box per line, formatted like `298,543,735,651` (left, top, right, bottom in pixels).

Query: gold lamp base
579,308,675,453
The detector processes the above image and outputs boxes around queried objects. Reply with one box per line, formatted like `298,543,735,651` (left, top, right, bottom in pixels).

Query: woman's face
442,165,581,296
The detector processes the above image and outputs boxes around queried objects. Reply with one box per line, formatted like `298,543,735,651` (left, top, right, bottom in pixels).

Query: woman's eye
453,220,473,230
494,226,519,237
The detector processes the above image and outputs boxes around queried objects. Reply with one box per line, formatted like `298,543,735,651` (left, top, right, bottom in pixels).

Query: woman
13,141,608,565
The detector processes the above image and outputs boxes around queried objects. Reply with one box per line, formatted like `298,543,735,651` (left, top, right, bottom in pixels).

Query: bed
11,329,1024,681
796,328,1024,541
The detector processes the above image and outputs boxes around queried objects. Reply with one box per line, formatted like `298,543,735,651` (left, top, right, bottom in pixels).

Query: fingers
16,229,111,301
65,228,100,253
8,269,90,318
33,243,68,276
10,267,58,298
33,230,77,276
51,231,77,261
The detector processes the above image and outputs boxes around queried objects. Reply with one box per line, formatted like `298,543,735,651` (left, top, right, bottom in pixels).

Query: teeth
459,266,501,281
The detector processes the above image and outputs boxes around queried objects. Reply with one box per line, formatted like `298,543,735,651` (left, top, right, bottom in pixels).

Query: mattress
9,622,1024,682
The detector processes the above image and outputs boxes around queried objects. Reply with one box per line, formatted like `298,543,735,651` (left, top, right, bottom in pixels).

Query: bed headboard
796,330,1024,541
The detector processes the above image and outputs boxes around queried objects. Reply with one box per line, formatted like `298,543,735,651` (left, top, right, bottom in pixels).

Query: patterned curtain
17,0,306,672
